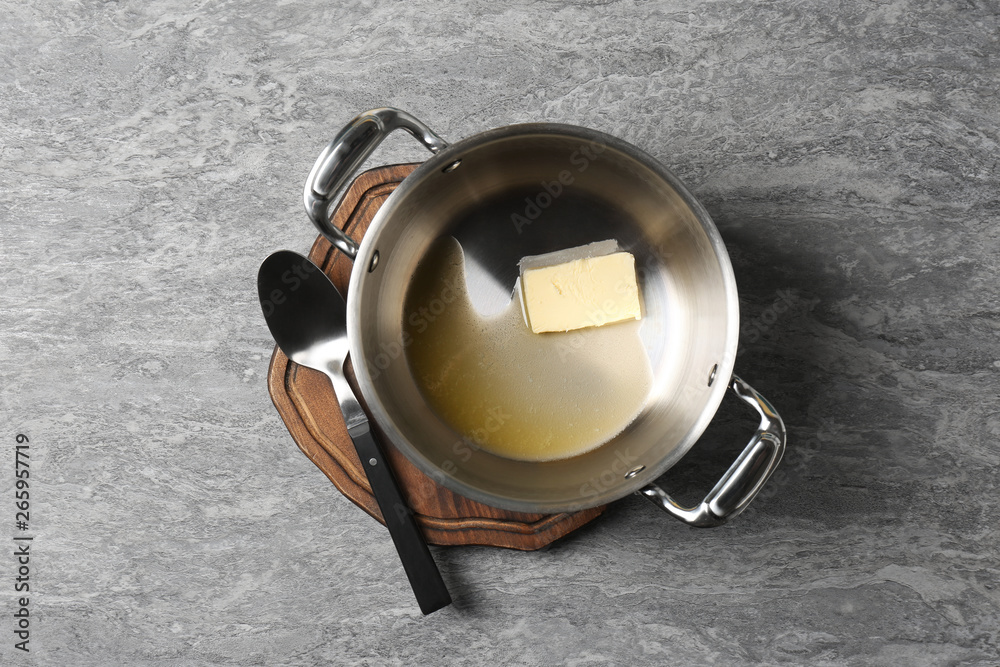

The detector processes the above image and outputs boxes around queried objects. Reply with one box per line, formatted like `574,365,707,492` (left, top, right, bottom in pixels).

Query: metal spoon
258,250,451,615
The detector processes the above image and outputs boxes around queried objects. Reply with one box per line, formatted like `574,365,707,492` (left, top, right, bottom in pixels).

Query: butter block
520,248,642,333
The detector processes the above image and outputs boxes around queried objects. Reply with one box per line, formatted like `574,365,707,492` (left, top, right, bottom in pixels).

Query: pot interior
349,125,738,512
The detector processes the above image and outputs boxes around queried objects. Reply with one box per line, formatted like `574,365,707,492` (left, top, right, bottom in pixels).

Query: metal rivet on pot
368,250,380,273
625,465,645,479
368,457,377,466
708,363,718,387
442,159,462,173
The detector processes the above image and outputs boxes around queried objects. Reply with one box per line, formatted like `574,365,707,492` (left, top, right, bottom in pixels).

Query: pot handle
303,107,449,260
638,375,786,527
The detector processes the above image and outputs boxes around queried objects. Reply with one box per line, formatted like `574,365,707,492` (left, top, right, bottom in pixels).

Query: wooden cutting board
266,163,605,550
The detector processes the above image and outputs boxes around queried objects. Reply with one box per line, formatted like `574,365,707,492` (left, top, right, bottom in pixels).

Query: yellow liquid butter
403,237,653,462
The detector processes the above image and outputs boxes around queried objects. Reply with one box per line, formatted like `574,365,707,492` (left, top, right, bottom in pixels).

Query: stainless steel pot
304,108,786,526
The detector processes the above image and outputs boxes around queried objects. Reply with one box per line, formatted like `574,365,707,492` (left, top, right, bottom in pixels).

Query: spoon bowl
258,250,451,615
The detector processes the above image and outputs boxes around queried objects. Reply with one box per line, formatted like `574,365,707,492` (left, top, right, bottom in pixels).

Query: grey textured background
2,1,999,665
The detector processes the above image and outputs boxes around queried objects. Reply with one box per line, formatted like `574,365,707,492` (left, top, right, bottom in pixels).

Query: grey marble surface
2,1,998,665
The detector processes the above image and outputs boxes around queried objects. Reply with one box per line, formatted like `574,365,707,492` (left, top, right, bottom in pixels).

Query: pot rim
346,122,740,512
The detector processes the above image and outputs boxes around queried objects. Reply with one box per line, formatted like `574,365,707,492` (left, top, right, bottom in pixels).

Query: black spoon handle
347,421,452,615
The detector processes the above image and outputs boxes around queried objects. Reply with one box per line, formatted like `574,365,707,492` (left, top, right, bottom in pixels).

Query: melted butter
403,237,653,461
